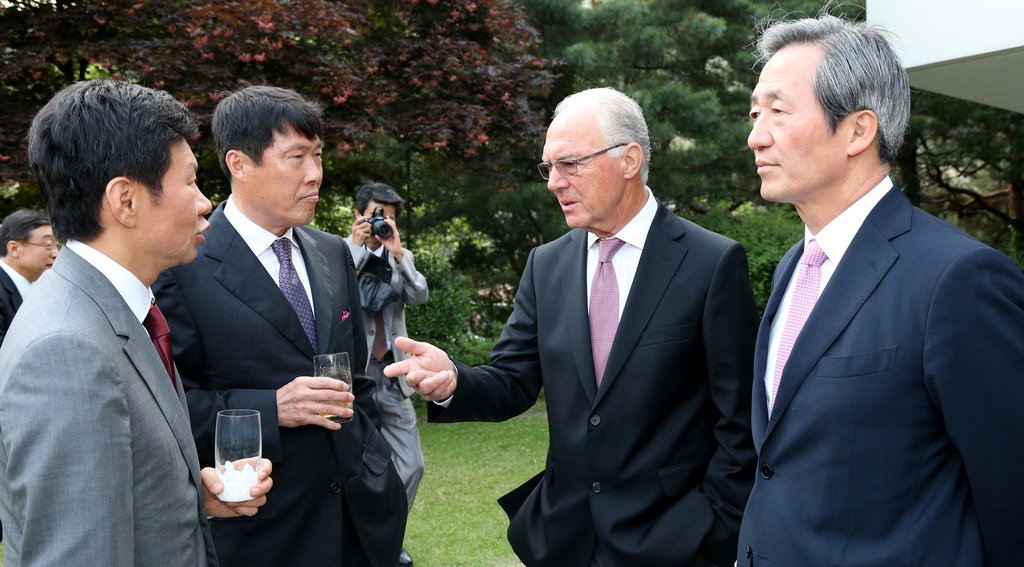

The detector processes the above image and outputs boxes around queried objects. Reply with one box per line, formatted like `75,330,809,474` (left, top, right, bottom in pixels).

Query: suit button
760,464,774,479
745,545,752,558
589,415,601,426
329,482,342,494
591,482,602,493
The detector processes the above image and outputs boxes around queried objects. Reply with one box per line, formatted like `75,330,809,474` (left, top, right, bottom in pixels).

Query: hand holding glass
314,352,353,423
214,409,262,502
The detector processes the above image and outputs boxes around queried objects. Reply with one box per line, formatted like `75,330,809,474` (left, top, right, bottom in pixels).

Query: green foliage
405,217,499,367
407,411,549,566
694,201,803,312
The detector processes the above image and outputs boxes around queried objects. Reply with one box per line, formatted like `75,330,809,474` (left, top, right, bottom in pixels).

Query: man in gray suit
0,80,272,566
345,181,429,567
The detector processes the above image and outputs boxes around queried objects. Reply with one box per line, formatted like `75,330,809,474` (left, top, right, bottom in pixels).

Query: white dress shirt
224,196,316,315
0,260,33,302
64,240,153,324
585,187,658,318
764,176,894,410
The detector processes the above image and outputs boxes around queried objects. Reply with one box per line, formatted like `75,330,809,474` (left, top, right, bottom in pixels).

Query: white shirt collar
64,240,152,323
224,196,298,256
586,187,658,250
0,260,33,300
807,176,893,265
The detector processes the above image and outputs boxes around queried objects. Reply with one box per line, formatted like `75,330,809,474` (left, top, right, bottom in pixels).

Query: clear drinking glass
214,409,262,502
313,352,353,423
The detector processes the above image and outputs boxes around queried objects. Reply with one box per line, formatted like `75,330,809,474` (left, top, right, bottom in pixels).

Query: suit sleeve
429,248,544,423
924,246,1024,565
1,334,136,566
395,248,429,306
698,242,759,566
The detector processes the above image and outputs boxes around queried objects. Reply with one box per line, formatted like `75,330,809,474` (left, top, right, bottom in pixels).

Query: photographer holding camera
346,181,428,567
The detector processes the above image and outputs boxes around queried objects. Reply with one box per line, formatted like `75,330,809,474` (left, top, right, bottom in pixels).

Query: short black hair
26,80,198,243
212,85,324,180
0,209,51,258
355,181,406,216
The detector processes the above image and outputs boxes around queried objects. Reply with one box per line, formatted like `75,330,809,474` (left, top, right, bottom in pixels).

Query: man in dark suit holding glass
155,85,406,567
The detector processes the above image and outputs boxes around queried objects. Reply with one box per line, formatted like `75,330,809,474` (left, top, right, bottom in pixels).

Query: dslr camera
366,206,393,239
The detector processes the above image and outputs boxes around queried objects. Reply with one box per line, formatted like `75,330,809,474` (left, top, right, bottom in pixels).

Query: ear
620,142,643,180
6,240,20,258
846,109,879,158
104,176,141,229
225,149,251,181
353,207,365,217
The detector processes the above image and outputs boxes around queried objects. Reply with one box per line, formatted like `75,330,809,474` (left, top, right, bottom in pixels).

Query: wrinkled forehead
543,107,605,161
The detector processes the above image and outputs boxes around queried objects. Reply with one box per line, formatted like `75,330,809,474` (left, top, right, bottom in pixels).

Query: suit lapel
595,205,687,406
294,227,334,355
205,207,316,358
56,249,203,489
558,230,598,403
752,244,800,447
0,269,23,311
765,189,911,440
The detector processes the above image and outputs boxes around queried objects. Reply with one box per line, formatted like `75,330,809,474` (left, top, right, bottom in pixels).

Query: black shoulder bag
358,249,401,313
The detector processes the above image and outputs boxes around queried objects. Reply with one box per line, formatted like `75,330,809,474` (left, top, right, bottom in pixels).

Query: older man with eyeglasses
387,87,759,567
0,209,59,346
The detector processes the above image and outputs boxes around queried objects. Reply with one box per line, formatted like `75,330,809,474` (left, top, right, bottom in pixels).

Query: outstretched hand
385,336,457,401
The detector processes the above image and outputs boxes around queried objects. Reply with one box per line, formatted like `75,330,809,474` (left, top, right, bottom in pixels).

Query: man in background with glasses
0,209,58,346
387,87,759,566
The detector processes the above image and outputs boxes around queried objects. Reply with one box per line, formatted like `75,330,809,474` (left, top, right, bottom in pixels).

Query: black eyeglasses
537,143,628,180
20,240,61,253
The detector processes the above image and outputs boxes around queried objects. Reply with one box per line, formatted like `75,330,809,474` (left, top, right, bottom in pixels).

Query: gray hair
754,13,910,163
553,87,652,183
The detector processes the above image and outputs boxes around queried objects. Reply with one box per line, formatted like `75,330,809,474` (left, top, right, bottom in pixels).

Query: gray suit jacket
0,248,216,567
345,237,429,396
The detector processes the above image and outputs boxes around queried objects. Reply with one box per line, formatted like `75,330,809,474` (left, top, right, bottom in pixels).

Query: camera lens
371,218,393,239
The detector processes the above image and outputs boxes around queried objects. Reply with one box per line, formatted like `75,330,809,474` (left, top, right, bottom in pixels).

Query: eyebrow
282,140,325,153
750,88,783,106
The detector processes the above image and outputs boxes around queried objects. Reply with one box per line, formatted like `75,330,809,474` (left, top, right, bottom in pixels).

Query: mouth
754,160,777,175
301,193,320,203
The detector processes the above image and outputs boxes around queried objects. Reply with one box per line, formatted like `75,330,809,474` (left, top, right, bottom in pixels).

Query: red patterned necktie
590,238,625,387
143,302,176,388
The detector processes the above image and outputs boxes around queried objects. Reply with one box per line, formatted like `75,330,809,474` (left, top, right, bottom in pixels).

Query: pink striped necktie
590,238,625,387
770,239,828,412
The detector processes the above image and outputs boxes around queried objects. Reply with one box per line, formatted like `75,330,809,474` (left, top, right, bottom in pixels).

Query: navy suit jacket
0,267,24,345
432,204,759,566
739,187,1024,566
155,204,406,567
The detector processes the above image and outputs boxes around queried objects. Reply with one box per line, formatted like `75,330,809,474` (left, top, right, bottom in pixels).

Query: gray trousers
367,357,424,512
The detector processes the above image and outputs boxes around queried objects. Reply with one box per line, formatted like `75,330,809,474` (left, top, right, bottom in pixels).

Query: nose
195,184,213,216
748,116,772,151
546,166,569,192
306,158,323,185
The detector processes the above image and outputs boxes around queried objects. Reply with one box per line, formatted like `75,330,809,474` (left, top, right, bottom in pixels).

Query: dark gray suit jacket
739,187,1024,566
432,204,759,566
155,205,406,567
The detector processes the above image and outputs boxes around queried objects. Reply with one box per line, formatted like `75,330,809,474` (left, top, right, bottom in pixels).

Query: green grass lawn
405,405,548,567
0,403,548,567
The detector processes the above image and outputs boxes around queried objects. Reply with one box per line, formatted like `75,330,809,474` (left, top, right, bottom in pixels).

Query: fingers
405,369,456,401
277,376,354,429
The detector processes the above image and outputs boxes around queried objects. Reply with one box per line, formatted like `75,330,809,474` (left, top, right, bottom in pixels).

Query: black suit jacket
154,204,406,567
431,204,759,566
0,267,24,345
